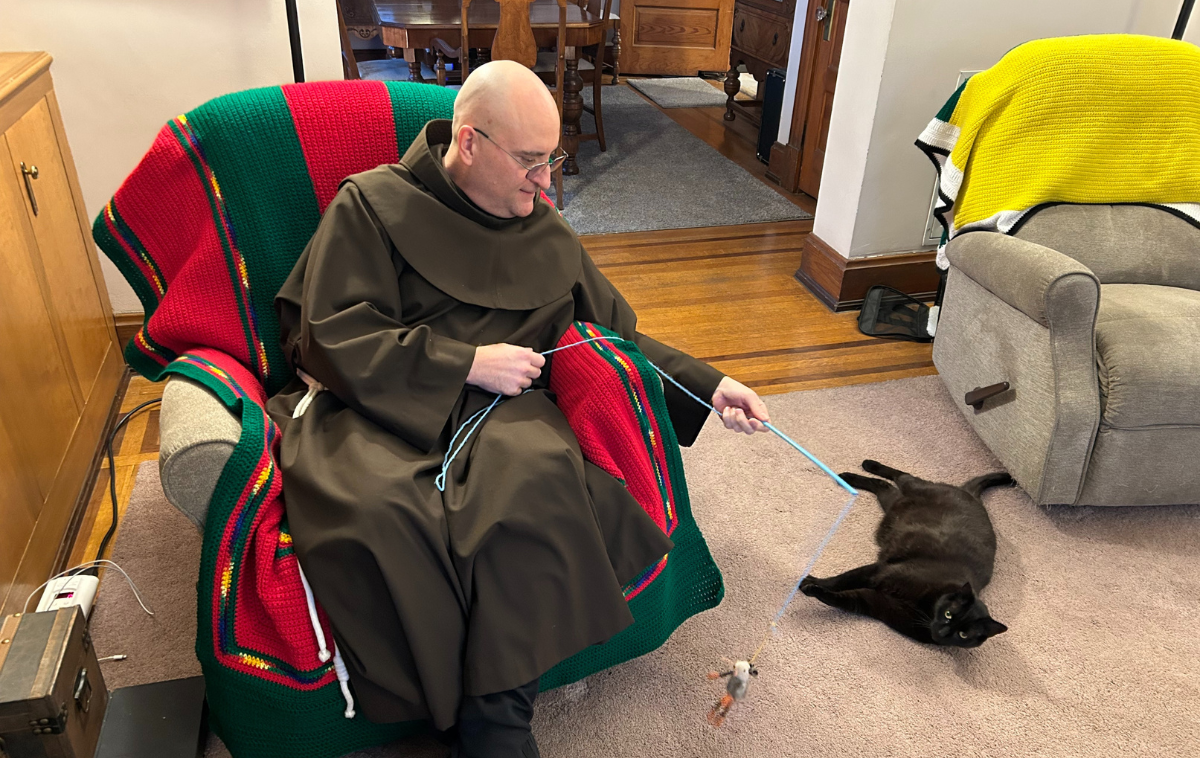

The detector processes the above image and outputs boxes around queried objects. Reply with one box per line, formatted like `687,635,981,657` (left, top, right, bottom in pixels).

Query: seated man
266,61,770,757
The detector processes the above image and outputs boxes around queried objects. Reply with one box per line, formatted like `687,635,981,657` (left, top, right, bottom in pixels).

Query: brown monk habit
265,120,724,730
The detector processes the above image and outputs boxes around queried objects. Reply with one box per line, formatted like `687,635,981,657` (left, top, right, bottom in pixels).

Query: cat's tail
962,472,1013,498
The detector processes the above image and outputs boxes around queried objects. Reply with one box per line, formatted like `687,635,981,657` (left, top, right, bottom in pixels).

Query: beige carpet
90,376,1200,757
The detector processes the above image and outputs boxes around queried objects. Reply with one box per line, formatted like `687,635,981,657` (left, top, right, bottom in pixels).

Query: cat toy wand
437,333,860,726
683,398,860,727
613,340,861,726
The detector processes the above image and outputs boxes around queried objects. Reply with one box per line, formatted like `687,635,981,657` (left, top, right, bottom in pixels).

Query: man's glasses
474,127,567,176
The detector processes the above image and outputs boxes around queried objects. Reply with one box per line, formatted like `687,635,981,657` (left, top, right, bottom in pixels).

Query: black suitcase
0,608,107,758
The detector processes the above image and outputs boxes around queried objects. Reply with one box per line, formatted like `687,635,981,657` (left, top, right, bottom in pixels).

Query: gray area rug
90,376,1200,757
562,86,809,234
627,77,730,109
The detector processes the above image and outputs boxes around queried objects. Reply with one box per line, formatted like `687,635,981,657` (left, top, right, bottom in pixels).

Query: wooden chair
336,0,362,80
529,0,613,152
571,0,617,150
461,0,568,208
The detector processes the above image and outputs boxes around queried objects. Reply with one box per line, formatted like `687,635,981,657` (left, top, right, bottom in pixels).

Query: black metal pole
285,0,305,83
1174,0,1195,39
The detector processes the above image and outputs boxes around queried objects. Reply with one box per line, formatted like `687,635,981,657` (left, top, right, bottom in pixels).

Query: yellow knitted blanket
916,34,1200,268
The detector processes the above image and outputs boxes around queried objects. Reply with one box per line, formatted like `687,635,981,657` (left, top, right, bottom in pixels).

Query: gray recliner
933,204,1200,506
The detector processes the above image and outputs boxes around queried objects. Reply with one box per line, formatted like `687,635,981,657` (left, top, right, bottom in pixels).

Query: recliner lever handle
966,382,1010,410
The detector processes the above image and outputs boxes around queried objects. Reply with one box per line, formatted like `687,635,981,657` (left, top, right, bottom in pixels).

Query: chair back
1014,204,1200,291
93,81,456,393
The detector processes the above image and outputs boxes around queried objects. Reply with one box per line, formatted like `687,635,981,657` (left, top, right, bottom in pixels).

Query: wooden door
0,134,81,502
619,0,736,75
796,0,847,197
6,98,113,405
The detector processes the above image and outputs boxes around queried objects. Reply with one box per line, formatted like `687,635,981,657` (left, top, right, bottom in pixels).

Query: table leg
724,64,740,122
611,27,621,84
404,47,423,83
436,50,447,86
563,49,584,176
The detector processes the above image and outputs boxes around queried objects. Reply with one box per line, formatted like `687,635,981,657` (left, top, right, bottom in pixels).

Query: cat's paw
800,577,823,597
838,472,875,490
861,459,885,474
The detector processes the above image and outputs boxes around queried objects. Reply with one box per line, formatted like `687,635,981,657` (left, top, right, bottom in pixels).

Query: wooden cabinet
618,0,736,75
0,52,123,616
724,0,795,126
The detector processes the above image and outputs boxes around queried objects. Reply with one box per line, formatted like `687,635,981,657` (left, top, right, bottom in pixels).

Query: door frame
766,0,844,195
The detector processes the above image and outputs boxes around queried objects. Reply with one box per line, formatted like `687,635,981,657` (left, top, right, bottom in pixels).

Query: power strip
36,574,101,618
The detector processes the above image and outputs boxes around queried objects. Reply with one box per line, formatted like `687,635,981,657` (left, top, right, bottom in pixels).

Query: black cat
799,460,1011,648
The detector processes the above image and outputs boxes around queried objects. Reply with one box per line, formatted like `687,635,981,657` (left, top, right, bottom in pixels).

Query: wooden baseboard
114,313,142,355
795,233,940,312
766,141,801,193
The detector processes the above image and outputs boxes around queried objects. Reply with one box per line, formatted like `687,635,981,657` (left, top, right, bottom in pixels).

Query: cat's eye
958,631,968,638
944,610,952,619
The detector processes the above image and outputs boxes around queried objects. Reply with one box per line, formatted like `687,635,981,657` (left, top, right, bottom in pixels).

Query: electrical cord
84,398,162,575
24,559,155,616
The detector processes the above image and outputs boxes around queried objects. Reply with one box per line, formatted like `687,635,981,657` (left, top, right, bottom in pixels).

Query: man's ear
455,126,478,166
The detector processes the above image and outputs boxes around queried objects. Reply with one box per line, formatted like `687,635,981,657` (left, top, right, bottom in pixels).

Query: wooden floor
67,88,934,568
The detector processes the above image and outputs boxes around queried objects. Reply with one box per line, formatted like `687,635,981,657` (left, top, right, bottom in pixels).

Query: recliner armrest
946,232,1100,327
158,375,242,531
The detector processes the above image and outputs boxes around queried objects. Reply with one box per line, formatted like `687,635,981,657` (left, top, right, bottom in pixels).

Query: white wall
813,0,1199,259
0,0,343,313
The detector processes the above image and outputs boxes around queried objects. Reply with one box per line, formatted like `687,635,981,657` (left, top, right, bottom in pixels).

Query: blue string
436,335,862,658
771,492,858,628
435,394,504,491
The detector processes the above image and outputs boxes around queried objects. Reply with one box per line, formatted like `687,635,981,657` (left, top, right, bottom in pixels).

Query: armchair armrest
937,231,1103,505
946,232,1100,327
158,375,242,530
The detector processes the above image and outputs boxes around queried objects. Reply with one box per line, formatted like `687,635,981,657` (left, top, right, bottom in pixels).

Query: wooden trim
795,232,939,312
787,0,821,150
766,140,801,191
54,366,129,580
114,313,142,355
0,56,52,136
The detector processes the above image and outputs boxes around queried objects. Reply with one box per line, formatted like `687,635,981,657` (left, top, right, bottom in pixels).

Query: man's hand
712,376,770,434
468,344,546,396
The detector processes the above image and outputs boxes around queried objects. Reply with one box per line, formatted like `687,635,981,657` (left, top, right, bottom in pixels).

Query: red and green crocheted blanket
94,80,722,758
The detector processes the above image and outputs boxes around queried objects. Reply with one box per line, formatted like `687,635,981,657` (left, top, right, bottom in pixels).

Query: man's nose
531,168,552,191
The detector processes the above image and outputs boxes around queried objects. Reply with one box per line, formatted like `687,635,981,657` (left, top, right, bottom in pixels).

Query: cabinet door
0,134,80,501
619,0,736,75
5,98,112,404
0,414,39,611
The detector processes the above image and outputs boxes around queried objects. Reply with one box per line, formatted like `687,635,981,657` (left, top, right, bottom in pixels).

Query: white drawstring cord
292,369,325,419
297,564,331,663
297,563,354,718
333,646,356,719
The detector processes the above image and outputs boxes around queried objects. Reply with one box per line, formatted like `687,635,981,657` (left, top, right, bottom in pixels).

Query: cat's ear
956,582,976,602
979,618,1008,637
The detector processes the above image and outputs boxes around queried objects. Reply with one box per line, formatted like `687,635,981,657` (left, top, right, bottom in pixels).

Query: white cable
332,645,356,719
24,559,155,617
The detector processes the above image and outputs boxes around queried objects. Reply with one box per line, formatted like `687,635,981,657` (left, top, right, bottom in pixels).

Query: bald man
267,62,769,757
